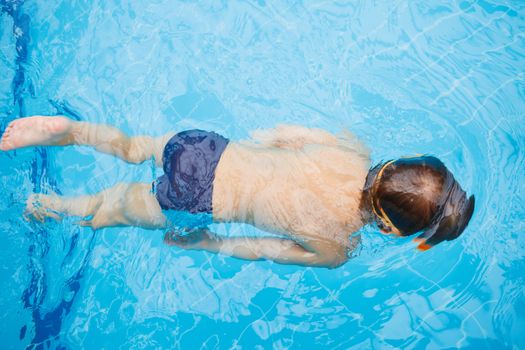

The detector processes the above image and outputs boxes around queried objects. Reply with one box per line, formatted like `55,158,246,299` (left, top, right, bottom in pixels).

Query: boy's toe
0,138,13,151
5,123,15,132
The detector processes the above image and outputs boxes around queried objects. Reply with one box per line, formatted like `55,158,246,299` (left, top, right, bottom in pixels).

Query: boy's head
362,155,475,250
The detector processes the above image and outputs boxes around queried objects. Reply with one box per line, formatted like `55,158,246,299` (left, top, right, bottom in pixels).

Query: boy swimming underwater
0,116,474,268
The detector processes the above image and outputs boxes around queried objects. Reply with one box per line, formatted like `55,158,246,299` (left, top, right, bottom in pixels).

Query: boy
0,116,474,268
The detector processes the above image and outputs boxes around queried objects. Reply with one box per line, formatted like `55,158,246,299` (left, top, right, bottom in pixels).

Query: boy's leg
26,183,167,230
0,116,172,166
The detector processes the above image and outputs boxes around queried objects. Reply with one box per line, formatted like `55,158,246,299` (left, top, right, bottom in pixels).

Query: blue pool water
1,0,524,348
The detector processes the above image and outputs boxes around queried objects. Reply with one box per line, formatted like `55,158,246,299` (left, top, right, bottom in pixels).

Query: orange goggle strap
413,238,432,251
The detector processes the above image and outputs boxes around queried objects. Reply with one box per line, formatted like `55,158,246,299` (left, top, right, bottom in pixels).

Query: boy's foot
0,116,72,151
24,193,62,222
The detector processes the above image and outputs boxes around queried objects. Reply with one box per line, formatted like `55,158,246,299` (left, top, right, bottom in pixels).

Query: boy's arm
164,229,349,269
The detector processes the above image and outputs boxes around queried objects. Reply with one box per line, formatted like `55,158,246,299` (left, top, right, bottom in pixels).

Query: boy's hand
164,228,211,250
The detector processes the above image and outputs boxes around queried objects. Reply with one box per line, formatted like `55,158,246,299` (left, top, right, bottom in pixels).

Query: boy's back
213,132,370,247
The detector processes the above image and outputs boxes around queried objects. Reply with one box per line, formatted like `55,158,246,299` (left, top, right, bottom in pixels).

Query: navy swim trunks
154,130,229,214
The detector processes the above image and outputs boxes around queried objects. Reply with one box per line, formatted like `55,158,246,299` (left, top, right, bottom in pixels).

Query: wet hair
362,155,475,250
